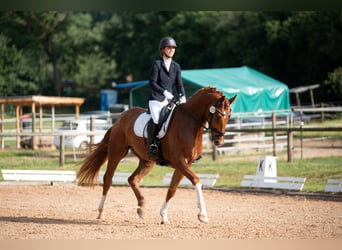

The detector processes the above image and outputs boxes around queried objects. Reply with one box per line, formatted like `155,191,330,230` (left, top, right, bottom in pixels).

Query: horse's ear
228,95,237,104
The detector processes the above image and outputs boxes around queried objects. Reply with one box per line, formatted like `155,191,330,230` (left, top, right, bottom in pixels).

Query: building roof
289,84,320,94
0,95,85,106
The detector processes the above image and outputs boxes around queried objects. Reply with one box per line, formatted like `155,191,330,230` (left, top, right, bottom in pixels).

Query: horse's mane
187,87,224,102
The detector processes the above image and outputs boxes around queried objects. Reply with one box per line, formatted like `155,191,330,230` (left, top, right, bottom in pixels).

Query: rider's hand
163,90,174,101
179,96,186,103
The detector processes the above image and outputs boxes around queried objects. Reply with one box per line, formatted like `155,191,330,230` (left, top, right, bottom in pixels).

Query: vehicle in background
20,115,54,149
82,104,129,124
109,104,129,123
81,110,112,122
54,119,112,149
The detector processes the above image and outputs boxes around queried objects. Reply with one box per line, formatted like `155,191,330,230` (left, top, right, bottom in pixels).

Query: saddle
133,100,176,139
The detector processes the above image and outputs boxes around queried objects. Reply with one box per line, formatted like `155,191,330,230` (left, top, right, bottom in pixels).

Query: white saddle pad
133,108,175,139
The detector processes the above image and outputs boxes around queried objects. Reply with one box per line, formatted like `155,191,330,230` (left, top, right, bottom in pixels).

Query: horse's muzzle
212,135,224,147
211,128,225,146
214,139,222,146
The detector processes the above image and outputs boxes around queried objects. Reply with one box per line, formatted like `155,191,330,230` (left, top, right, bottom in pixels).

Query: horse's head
208,94,237,146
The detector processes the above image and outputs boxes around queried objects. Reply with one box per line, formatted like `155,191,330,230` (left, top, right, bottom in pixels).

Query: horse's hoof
97,213,105,220
198,214,209,223
137,207,144,219
160,219,170,225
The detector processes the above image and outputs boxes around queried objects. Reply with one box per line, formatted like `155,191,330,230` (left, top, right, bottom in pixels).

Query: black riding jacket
149,57,186,102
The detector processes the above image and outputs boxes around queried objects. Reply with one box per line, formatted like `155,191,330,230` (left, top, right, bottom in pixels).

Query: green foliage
0,34,39,95
324,67,342,102
0,11,341,107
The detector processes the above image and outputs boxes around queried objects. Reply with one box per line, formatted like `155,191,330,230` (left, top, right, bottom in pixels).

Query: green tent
130,66,290,113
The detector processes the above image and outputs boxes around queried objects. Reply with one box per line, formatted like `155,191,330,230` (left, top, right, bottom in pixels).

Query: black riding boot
147,121,159,159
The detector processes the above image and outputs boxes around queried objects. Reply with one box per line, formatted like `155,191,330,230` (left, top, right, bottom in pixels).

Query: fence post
16,105,20,149
31,110,36,149
59,134,65,166
1,103,4,149
90,116,95,146
320,103,325,123
300,121,304,159
272,112,276,156
287,129,293,163
212,145,217,161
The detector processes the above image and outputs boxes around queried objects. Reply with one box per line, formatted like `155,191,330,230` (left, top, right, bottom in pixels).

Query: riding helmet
159,37,177,49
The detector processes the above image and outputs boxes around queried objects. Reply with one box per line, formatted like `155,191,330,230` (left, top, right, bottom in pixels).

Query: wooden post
300,122,304,159
59,134,65,166
51,106,55,131
39,104,43,132
31,103,36,149
1,104,4,149
75,105,80,119
295,93,301,107
90,116,95,146
16,105,20,149
310,89,315,107
272,112,276,156
320,103,325,123
212,144,217,161
287,129,293,163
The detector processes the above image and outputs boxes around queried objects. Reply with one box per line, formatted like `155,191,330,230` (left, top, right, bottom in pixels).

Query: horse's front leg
195,182,208,223
160,170,184,224
178,166,209,223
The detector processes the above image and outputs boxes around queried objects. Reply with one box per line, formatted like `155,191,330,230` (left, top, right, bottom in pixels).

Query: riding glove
163,90,174,101
179,96,186,103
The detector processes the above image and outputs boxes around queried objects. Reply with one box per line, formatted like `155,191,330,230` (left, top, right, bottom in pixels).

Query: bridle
179,96,232,139
206,97,232,138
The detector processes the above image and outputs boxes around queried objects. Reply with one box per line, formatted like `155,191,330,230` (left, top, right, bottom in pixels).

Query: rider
147,36,186,159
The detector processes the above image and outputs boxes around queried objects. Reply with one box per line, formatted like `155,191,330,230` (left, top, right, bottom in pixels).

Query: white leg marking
195,183,208,223
97,195,107,219
160,200,170,224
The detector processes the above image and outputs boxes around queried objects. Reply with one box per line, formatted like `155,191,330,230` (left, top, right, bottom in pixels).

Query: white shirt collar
163,56,172,72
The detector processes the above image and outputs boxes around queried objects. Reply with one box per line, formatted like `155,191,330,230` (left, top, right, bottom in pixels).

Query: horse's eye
216,114,223,120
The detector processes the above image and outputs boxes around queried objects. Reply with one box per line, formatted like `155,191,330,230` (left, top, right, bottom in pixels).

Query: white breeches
149,99,168,124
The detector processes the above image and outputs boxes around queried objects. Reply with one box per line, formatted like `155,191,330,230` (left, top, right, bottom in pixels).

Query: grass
0,149,341,193
296,116,342,140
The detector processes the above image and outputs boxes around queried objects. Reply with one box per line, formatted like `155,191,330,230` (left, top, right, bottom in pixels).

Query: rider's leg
147,120,159,158
148,100,165,158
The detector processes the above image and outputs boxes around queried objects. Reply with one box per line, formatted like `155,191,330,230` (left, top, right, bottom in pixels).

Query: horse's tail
77,127,112,186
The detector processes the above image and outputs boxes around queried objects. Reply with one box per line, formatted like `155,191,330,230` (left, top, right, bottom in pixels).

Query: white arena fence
1,107,341,165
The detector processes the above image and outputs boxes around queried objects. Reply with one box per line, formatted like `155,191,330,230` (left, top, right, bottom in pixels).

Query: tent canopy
130,66,290,113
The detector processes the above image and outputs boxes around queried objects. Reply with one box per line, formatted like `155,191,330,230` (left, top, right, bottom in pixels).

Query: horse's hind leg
128,159,155,218
98,147,128,220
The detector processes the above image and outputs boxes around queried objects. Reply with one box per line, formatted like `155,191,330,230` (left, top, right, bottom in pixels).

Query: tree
0,34,39,95
324,67,342,102
102,12,176,82
56,12,117,107
0,11,69,96
1,11,341,106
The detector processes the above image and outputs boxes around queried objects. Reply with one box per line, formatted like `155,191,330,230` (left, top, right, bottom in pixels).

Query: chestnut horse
77,87,236,224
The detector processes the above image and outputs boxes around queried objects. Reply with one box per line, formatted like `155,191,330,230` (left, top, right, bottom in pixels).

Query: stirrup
148,144,159,158
149,143,158,150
